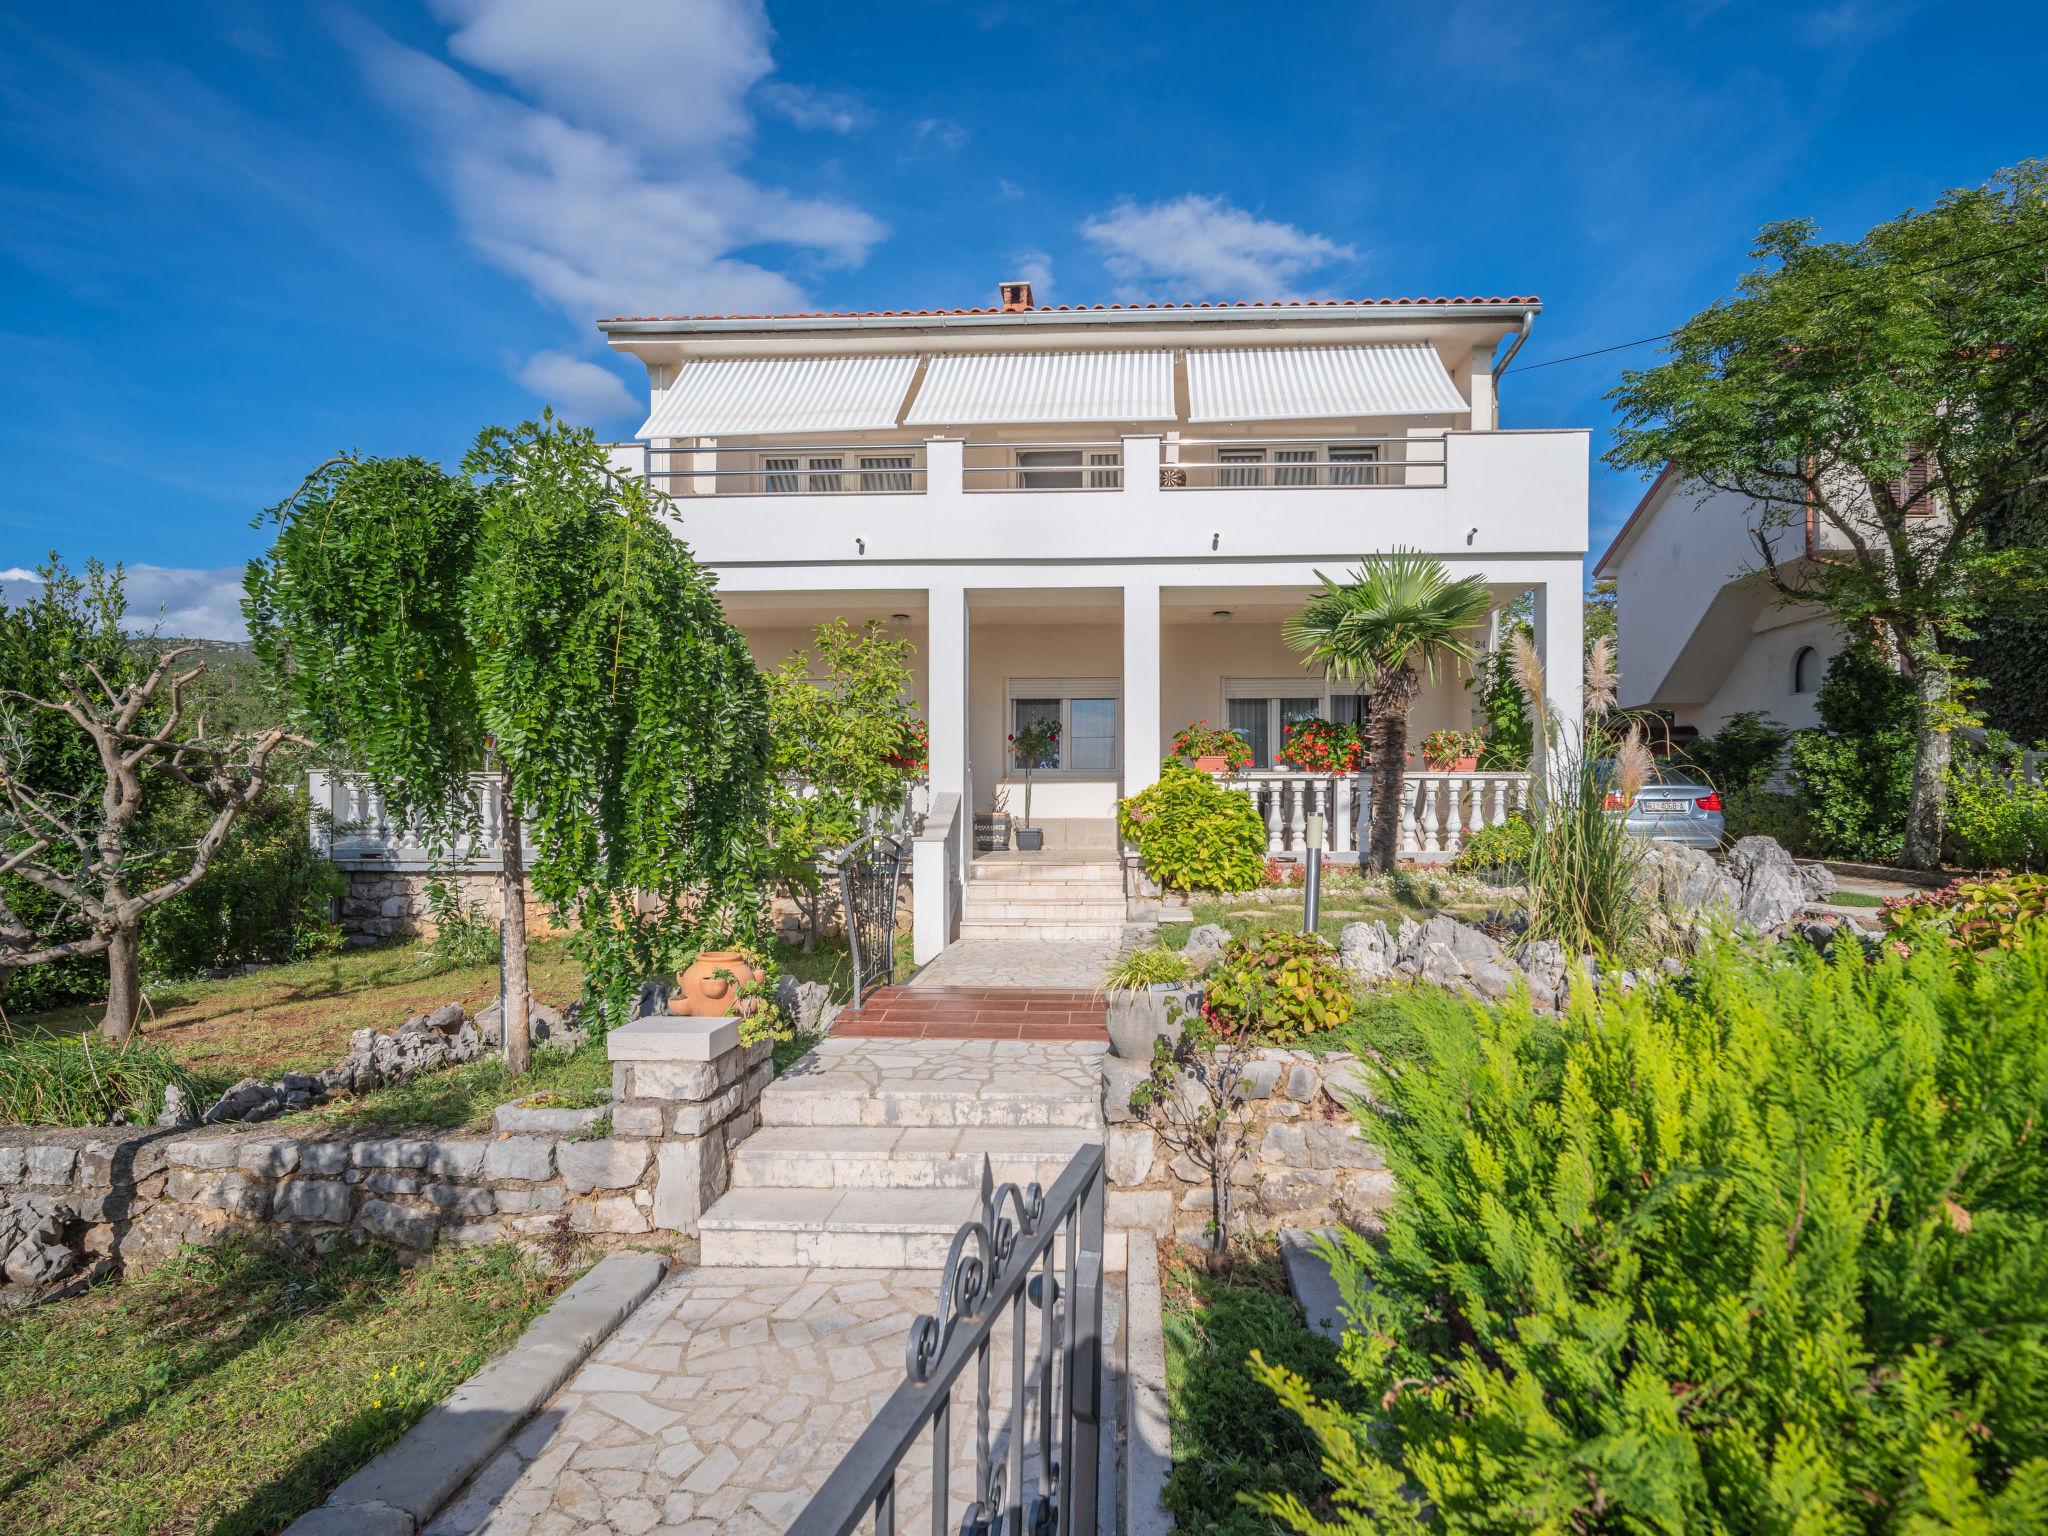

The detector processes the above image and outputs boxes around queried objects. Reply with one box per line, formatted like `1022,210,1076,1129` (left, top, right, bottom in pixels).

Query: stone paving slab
433,1263,1119,1536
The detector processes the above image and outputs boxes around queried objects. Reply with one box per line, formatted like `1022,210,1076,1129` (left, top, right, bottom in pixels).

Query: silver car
1602,763,1727,848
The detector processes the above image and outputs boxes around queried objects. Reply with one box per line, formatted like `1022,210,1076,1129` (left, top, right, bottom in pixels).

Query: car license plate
1640,797,1689,814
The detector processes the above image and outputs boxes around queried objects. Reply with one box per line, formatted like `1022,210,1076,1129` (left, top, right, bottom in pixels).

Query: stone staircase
956,852,1127,943
698,1039,1105,1267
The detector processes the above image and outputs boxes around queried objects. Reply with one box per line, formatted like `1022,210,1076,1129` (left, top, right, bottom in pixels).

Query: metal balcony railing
1167,435,1446,490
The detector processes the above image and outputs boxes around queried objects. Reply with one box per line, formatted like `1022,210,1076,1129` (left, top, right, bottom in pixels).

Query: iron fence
789,1146,1107,1536
834,829,906,1011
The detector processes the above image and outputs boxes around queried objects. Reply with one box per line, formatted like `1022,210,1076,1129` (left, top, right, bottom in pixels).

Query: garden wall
0,1025,771,1296
1100,1048,1395,1243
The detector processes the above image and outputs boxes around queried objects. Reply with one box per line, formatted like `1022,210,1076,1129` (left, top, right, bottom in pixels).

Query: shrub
1119,761,1266,893
1449,815,1532,877
1722,784,1812,847
141,783,345,981
0,1034,220,1127
1684,708,1790,795
1201,932,1352,1044
418,880,502,970
1883,871,2048,951
1790,644,1917,862
1250,934,2048,1535
1523,737,1653,961
1945,741,2048,870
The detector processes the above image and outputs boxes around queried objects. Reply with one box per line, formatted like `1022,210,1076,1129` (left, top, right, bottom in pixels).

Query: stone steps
961,897,1126,922
970,860,1123,885
731,1125,1097,1189
956,917,1129,943
697,1185,984,1267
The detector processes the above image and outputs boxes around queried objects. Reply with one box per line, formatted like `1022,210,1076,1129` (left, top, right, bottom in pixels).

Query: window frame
1221,677,1369,768
1005,677,1122,778
1791,645,1821,696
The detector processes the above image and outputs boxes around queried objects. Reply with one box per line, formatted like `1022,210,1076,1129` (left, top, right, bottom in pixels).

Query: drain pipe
1487,308,1537,426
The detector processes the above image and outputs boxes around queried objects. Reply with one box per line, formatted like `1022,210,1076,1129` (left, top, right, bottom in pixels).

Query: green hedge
1251,933,2048,1534
1788,644,1917,861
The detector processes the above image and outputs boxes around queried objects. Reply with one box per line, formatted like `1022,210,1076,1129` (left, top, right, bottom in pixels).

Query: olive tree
248,415,771,1070
1609,162,2048,868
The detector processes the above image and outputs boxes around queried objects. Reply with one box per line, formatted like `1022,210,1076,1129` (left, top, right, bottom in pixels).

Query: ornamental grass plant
1250,931,2048,1535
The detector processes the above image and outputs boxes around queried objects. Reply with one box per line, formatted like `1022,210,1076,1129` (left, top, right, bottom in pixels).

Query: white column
1121,580,1162,802
926,579,971,839
1533,569,1585,784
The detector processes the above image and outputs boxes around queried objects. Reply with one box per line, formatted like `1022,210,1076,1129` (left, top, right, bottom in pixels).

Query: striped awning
1185,344,1467,422
904,351,1175,426
636,354,919,439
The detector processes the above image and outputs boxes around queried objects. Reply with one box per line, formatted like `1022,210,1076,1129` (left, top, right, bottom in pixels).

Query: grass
0,1232,577,1536
1174,868,1511,950
1160,1241,1361,1536
0,1033,225,1128
289,1036,615,1132
1827,889,1887,908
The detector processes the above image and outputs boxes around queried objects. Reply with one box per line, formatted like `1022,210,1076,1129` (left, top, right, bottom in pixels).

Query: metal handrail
789,1146,1107,1536
832,829,907,1011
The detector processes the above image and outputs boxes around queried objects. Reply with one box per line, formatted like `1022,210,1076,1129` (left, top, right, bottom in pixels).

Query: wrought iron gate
788,1146,1106,1536
835,829,906,1011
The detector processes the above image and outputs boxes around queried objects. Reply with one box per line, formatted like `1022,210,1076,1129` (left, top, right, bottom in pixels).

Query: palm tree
1282,550,1494,873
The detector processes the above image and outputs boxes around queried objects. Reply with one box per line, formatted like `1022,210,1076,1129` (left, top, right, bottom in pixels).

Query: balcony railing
1167,436,1445,490
638,443,929,496
1232,767,1531,861
963,443,1124,493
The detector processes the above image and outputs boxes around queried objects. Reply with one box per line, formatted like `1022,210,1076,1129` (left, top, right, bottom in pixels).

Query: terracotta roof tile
598,296,1539,324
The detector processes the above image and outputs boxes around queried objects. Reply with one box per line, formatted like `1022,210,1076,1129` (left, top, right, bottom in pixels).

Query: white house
599,282,1586,881
1597,465,1847,738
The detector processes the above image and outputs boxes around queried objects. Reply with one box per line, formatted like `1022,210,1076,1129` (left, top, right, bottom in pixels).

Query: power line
1499,229,2048,378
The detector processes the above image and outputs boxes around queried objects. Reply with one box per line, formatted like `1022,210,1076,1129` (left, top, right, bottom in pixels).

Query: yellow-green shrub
1118,761,1264,893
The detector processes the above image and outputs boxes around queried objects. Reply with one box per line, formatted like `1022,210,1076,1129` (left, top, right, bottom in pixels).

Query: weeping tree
1283,550,1494,873
1609,162,2048,869
248,415,770,1071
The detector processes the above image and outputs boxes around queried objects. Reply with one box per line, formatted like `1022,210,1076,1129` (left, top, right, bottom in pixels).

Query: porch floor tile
834,983,1109,1043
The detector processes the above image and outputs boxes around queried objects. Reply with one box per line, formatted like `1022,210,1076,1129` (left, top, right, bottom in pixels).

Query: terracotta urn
670,950,763,1017
1192,754,1230,775
1424,753,1481,773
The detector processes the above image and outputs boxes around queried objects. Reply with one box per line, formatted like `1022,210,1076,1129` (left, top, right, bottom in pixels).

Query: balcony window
1014,449,1122,490
1009,680,1119,775
859,454,916,492
1219,448,1266,487
1329,445,1381,486
1225,681,1371,767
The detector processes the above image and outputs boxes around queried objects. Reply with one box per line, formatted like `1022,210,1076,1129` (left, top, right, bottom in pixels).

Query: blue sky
2,0,2043,637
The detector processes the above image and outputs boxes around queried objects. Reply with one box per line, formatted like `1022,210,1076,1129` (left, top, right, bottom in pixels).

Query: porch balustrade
1229,768,1531,862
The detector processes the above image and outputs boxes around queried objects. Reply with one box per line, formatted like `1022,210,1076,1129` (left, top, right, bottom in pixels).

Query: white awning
1185,344,1467,422
637,354,919,439
904,351,1175,426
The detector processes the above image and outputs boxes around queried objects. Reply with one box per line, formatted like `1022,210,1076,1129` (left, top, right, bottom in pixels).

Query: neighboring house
1597,465,1846,738
598,282,1588,851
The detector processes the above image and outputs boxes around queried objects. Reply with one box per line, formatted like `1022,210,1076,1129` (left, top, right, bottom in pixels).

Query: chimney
999,279,1034,312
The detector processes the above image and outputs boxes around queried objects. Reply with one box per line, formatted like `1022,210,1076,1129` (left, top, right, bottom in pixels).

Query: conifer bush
1250,933,2048,1534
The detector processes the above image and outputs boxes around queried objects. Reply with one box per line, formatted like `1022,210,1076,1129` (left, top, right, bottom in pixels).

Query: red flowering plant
1170,720,1253,772
1278,717,1364,773
883,719,929,773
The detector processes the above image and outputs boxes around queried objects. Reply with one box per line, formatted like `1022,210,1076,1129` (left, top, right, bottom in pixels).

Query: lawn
1,931,870,1129
0,1233,576,1536
1156,867,1511,952
1159,1241,1360,1536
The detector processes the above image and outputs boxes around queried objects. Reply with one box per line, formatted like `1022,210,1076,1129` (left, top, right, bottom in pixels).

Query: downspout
1487,309,1537,427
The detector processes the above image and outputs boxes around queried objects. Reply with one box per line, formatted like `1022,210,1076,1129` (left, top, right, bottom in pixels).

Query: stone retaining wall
0,1018,769,1296
1101,1049,1394,1244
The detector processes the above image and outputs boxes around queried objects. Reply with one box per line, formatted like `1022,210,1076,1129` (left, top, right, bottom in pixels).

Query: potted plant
1171,720,1253,775
1008,717,1060,851
976,782,1012,852
1277,717,1365,773
1420,727,1486,772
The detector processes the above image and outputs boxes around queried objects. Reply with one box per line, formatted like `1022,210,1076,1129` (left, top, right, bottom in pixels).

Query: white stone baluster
1309,779,1328,850
1419,776,1442,856
1442,777,1466,858
1489,775,1508,829
1286,776,1307,851
1398,775,1419,857
1264,780,1283,853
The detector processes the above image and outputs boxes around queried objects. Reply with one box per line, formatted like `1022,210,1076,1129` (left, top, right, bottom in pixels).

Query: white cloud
995,178,1024,202
515,350,639,420
343,3,887,322
1079,194,1357,302
758,81,868,134
1,563,249,639
907,117,969,155
1007,249,1054,303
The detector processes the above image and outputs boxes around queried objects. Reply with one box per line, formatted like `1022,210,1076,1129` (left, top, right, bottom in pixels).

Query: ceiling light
1211,610,1232,623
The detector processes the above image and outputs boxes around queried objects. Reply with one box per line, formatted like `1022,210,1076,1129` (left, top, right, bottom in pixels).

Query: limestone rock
1642,841,1739,918
1728,836,1818,932
1179,924,1230,966
1337,920,1394,982
0,1193,78,1287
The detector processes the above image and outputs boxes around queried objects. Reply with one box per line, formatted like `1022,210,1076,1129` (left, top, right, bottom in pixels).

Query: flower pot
976,813,1012,852
1192,754,1230,775
1015,826,1045,852
670,949,762,1017
1107,983,1191,1059
1424,754,1481,773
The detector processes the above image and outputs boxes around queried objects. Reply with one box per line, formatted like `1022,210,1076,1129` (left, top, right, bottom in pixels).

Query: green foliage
1685,709,1790,796
1721,784,1812,848
1119,760,1266,893
0,1033,221,1127
1884,872,2048,952
1277,717,1362,773
418,879,502,970
1162,1250,1360,1536
1472,639,1533,770
1945,739,2048,870
140,777,345,980
1523,735,1654,961
1250,934,2048,1536
1791,644,1918,861
1449,814,1532,877
1171,720,1254,771
1102,946,1190,991
1202,931,1353,1045
763,620,921,945
251,417,772,1034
